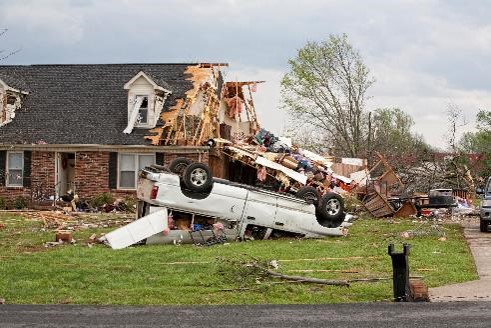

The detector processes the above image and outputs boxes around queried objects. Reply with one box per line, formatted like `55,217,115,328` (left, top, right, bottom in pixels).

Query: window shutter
0,151,5,186
156,152,164,166
23,151,32,188
109,152,118,189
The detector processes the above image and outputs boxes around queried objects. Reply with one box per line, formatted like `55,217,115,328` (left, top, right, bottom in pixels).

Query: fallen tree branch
255,264,349,286
277,256,378,263
348,275,423,283
287,269,358,273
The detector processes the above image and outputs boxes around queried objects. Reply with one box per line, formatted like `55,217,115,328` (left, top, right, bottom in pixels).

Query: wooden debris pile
23,210,73,230
356,153,405,218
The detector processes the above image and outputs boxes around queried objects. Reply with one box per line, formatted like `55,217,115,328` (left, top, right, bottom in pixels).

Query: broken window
118,153,155,189
6,95,16,105
137,96,149,125
7,152,23,187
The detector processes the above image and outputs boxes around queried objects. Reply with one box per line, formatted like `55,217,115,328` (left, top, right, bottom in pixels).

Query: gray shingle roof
0,64,197,145
0,72,28,91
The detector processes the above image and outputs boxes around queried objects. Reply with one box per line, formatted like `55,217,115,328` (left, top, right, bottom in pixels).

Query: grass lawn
0,212,478,305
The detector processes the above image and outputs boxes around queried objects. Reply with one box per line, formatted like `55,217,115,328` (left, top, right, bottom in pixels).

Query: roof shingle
0,63,197,145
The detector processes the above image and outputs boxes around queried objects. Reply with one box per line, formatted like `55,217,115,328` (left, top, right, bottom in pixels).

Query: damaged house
0,63,261,204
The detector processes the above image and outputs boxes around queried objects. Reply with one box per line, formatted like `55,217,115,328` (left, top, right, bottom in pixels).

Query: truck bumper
480,207,491,221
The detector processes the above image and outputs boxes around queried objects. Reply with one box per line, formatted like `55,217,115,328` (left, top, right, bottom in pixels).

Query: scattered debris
0,298,5,305
55,230,73,243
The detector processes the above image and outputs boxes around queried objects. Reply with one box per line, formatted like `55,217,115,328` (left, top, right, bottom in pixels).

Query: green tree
281,34,374,157
370,107,430,160
459,109,491,180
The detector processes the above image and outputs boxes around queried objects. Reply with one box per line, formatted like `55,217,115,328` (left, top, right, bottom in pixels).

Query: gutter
0,144,210,154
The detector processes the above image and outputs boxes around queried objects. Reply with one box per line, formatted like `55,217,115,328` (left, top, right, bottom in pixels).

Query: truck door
241,190,277,231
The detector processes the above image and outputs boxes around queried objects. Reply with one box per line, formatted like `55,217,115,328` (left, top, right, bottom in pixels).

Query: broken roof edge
0,144,210,153
224,81,266,87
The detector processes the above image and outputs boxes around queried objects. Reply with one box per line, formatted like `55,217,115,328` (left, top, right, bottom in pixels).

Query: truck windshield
487,180,491,194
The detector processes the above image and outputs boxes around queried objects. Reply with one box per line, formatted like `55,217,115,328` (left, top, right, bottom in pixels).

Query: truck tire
480,220,488,233
169,157,193,176
183,162,213,192
296,186,320,205
318,192,345,228
150,164,170,172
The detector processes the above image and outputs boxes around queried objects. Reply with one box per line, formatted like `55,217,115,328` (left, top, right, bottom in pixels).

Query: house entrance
56,152,76,198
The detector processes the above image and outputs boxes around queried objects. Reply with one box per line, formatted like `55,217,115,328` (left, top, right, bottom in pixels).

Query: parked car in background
477,177,491,232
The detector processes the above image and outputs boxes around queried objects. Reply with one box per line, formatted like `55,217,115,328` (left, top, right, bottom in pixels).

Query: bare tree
281,34,374,157
0,28,21,62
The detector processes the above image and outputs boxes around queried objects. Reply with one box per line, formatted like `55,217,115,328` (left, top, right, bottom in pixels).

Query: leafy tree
281,34,374,157
370,107,431,166
459,109,491,181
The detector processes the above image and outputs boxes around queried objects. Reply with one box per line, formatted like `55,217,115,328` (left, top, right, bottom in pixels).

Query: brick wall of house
0,151,57,204
74,151,110,199
30,151,56,200
0,150,210,207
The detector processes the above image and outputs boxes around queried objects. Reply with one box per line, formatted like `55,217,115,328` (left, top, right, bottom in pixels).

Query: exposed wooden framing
247,84,260,131
192,118,203,145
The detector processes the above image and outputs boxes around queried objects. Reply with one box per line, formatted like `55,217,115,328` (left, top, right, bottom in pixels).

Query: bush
122,197,137,213
0,197,6,210
13,196,28,210
90,192,114,208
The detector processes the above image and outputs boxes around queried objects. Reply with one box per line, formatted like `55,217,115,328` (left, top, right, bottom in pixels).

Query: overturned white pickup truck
103,161,350,249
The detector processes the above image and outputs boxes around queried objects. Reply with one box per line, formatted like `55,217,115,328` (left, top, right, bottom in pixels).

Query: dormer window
123,71,171,134
0,78,28,126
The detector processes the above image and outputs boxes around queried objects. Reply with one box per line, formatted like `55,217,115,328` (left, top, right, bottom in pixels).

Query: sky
1,0,490,149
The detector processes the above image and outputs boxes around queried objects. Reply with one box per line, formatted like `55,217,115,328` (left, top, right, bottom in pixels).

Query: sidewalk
429,218,491,302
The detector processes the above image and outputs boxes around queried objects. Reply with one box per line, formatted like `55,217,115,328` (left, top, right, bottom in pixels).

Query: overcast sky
1,0,489,149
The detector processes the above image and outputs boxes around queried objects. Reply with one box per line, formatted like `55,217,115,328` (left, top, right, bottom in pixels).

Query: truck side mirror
476,187,484,195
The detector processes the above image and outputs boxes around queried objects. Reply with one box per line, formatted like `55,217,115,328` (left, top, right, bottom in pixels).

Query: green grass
0,213,478,305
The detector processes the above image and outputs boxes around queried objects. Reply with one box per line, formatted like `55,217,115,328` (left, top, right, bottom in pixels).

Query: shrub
13,196,28,210
0,197,6,210
90,192,114,208
123,196,137,213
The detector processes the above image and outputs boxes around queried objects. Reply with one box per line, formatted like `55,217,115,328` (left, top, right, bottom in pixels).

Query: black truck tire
183,162,213,192
169,157,193,175
318,192,345,228
296,186,320,205
480,219,489,233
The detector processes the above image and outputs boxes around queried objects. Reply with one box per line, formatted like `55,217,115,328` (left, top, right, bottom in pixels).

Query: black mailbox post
388,243,411,302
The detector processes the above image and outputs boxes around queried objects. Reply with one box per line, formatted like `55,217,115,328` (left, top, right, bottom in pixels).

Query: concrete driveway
430,218,491,302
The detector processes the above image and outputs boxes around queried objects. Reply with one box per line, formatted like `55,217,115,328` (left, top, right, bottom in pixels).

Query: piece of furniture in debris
362,153,404,218
364,189,395,217
393,201,418,218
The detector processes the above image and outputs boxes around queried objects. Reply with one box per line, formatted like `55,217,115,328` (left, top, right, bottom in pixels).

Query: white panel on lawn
104,208,168,249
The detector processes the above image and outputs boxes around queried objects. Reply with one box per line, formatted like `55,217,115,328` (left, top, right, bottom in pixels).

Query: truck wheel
183,162,213,192
150,164,170,172
169,157,193,175
318,192,345,227
296,186,320,205
480,220,488,232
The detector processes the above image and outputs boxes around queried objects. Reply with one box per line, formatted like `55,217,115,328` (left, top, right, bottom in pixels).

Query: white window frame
6,151,24,187
117,153,155,190
135,95,149,126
